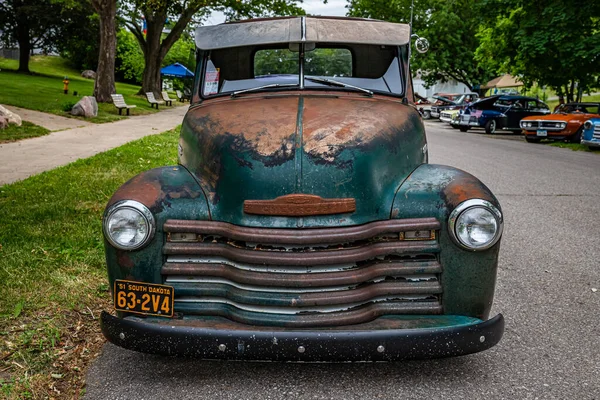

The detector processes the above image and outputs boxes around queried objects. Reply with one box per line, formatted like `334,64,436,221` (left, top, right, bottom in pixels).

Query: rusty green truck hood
179,93,426,227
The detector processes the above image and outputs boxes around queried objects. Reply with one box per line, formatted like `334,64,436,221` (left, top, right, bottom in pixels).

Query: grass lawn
0,121,50,143
0,127,179,399
0,56,163,123
546,93,600,110
548,142,600,152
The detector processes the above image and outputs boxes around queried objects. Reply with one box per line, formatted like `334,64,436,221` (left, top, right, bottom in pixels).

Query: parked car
100,16,505,361
430,93,479,119
581,118,600,149
439,109,461,125
418,95,454,120
458,95,550,134
520,102,600,143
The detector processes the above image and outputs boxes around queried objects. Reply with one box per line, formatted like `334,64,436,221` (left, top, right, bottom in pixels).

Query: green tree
121,0,306,96
475,0,600,102
56,4,100,71
0,0,65,73
347,0,495,91
115,28,145,84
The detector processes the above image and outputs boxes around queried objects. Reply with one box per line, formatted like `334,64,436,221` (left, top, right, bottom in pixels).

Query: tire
525,136,541,143
459,126,469,132
485,119,497,134
569,127,583,143
451,124,460,130
422,110,431,120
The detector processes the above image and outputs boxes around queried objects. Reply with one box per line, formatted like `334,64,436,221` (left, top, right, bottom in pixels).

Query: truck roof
195,16,411,50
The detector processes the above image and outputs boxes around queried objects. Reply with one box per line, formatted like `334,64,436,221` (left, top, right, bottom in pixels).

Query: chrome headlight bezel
103,200,156,250
584,121,593,130
448,199,503,251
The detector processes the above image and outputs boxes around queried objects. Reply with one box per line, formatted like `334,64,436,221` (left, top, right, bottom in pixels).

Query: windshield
555,103,599,114
199,43,404,98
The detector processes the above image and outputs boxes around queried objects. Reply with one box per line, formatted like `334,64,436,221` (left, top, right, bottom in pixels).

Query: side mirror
415,37,429,53
411,33,429,53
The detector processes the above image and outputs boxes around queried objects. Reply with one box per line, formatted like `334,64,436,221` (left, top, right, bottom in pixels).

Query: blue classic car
457,95,550,134
582,118,600,149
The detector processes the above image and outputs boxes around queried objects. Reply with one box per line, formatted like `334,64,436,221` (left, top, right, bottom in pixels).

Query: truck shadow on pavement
84,343,504,399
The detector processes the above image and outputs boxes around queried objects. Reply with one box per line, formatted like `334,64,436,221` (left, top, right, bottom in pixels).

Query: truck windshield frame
196,41,406,101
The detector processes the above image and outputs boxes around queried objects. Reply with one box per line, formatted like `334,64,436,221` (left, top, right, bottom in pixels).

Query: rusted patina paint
302,96,412,162
243,194,356,216
162,260,441,287
442,171,496,210
175,302,443,328
163,218,440,244
179,91,426,227
107,167,207,214
164,240,439,266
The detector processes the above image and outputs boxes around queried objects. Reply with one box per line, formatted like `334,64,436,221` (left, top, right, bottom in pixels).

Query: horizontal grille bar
164,241,439,266
173,301,443,328
164,218,440,245
162,260,441,287
166,280,441,307
162,218,442,326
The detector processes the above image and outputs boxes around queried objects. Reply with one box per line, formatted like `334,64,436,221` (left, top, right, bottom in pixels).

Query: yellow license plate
114,280,174,317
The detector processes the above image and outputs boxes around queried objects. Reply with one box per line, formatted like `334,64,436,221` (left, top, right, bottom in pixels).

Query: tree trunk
15,6,30,73
567,81,575,103
137,12,166,96
140,51,163,96
132,5,198,96
92,0,117,103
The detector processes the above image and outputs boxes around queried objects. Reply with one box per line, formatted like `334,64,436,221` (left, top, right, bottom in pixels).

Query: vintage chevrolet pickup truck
100,16,505,361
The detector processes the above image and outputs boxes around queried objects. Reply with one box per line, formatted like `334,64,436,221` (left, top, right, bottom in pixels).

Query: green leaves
477,0,600,101
13,300,24,318
348,0,495,90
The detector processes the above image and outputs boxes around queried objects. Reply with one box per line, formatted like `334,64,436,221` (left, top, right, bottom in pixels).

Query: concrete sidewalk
0,105,188,186
3,105,94,131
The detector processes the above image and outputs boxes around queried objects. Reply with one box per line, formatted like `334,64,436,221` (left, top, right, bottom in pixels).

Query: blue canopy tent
160,62,195,78
160,63,194,101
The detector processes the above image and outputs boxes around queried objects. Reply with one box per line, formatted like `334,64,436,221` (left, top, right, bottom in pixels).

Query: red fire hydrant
63,76,69,94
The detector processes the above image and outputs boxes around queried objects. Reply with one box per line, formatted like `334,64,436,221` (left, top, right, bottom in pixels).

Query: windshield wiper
231,83,300,97
305,77,373,96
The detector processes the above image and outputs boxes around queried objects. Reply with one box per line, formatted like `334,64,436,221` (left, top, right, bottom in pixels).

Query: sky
204,0,349,26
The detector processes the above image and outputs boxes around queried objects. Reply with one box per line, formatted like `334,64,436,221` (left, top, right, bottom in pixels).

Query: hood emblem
244,194,356,216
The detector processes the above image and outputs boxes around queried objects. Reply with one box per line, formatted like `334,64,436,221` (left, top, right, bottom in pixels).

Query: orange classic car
520,102,600,143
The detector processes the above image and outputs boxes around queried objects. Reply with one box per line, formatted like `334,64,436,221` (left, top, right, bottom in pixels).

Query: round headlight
448,199,503,251
103,200,155,250
584,121,592,130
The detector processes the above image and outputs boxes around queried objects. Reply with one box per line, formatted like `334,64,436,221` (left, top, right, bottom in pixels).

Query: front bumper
101,311,504,361
581,139,600,147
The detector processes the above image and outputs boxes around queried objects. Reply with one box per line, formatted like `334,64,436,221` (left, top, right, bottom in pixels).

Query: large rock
0,104,22,126
81,70,97,79
71,96,98,118
0,116,8,130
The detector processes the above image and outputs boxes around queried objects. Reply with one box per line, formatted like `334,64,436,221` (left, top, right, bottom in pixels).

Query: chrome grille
162,218,442,327
593,125,600,139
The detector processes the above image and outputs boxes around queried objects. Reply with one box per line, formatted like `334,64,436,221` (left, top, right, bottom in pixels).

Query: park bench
110,94,136,115
145,92,165,109
161,91,174,106
176,90,186,102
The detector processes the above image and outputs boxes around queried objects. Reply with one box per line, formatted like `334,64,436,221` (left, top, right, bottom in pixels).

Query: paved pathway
0,105,188,186
3,105,94,131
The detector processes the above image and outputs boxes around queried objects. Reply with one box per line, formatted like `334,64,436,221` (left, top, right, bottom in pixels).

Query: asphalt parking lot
85,120,600,400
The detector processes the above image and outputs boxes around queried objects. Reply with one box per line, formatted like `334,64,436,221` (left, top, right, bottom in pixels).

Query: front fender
391,164,502,319
103,166,211,288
